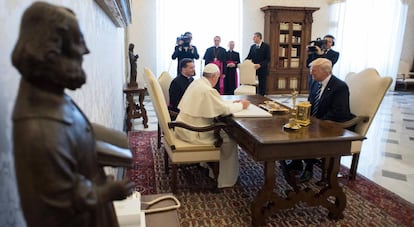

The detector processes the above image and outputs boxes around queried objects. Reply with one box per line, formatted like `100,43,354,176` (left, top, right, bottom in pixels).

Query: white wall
401,2,414,67
128,0,157,87
0,0,126,226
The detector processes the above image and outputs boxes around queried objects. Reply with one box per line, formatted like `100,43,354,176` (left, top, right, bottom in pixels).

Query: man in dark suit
168,58,196,113
224,41,240,95
306,34,339,67
291,58,355,182
246,32,271,96
203,36,227,94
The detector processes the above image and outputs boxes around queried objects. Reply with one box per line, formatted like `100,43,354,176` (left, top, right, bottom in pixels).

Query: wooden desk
141,194,179,227
123,85,148,131
222,95,365,226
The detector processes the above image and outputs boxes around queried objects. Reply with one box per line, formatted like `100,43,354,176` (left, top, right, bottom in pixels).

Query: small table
123,85,148,131
141,194,180,227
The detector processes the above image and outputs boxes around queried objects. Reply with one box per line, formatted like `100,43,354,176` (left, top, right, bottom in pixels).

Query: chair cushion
162,138,220,163
234,85,256,95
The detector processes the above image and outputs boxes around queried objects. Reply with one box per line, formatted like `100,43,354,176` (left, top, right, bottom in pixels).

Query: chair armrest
92,123,132,167
92,123,128,148
168,121,228,147
96,141,133,167
324,116,369,129
168,110,179,120
168,121,227,132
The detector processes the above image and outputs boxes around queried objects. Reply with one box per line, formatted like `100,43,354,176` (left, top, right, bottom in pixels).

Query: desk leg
251,158,346,226
319,156,346,219
251,161,275,226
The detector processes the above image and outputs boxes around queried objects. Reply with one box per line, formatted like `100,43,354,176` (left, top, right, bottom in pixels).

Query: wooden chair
323,68,392,180
234,60,258,95
143,67,225,192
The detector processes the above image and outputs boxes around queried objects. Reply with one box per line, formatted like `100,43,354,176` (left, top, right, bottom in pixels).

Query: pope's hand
234,99,250,109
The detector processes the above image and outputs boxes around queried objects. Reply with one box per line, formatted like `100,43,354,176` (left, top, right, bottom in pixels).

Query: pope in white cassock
175,63,250,188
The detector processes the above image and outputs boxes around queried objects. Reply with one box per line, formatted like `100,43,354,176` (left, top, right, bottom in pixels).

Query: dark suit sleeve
306,53,319,68
306,50,340,68
328,51,339,66
168,79,181,112
172,46,179,60
192,46,199,60
320,82,353,122
245,45,253,60
259,43,271,69
220,47,228,75
203,48,210,64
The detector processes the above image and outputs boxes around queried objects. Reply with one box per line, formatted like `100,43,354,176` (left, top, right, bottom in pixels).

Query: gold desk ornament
296,101,311,126
291,89,298,108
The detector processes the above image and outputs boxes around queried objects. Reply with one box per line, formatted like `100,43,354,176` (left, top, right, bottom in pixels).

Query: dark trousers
257,74,267,96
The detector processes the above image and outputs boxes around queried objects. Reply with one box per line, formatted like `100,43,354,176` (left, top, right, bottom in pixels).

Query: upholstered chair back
238,60,257,85
158,71,173,105
234,60,257,95
345,68,392,137
143,68,175,146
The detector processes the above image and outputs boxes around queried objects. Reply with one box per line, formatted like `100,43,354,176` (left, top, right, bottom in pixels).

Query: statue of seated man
11,2,135,226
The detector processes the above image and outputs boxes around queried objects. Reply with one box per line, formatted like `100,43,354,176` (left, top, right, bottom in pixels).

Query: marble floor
132,91,414,204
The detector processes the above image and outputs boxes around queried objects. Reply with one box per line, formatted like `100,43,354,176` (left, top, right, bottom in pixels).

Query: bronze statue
11,2,134,226
128,43,139,87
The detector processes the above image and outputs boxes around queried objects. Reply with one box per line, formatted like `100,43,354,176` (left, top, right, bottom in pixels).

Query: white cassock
176,77,243,188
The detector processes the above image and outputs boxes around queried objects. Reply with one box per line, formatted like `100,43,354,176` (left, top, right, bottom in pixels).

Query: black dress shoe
286,160,303,176
298,170,313,183
286,160,303,172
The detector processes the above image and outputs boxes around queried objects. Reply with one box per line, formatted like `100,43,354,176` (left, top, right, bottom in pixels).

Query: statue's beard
30,54,87,90
56,56,87,90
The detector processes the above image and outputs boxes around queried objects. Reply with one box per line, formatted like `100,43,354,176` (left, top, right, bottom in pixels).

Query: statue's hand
100,177,136,202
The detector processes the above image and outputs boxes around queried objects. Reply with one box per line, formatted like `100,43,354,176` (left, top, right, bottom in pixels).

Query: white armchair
143,67,225,192
234,60,258,95
323,68,392,180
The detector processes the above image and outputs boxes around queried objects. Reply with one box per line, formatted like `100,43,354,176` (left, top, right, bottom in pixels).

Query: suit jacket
308,75,355,122
168,74,194,112
246,42,271,76
306,49,340,67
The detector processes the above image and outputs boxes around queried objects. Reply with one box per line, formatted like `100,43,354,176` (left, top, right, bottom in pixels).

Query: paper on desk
230,101,272,118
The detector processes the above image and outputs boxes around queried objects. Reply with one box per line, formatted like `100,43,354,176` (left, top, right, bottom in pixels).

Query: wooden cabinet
261,6,319,94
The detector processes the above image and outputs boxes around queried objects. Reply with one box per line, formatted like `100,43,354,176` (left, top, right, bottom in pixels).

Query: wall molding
95,0,131,27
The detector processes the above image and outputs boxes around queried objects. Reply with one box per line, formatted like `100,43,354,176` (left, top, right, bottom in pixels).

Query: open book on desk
225,100,272,118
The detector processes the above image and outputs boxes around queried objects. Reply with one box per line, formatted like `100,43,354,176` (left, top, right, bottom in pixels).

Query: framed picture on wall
95,0,131,27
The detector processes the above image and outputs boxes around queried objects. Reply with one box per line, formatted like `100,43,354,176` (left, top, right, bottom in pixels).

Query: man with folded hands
175,63,250,188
